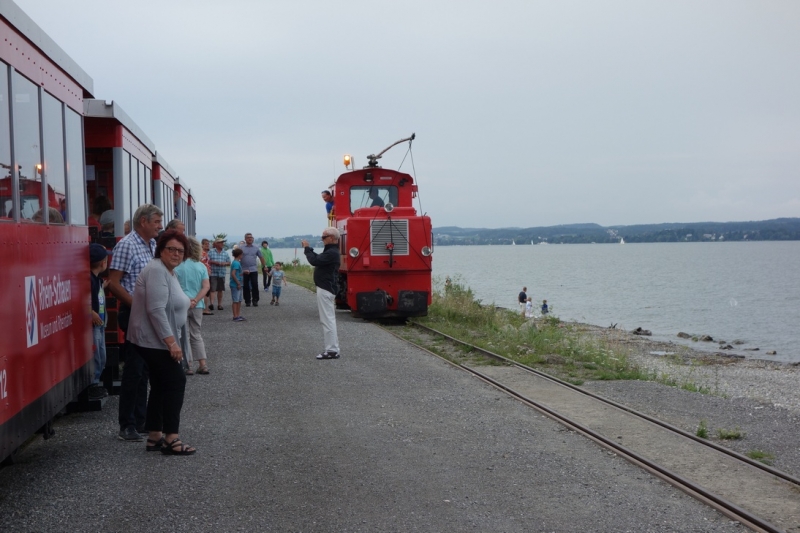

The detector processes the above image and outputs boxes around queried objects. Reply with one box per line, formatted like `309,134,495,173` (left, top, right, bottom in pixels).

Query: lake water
271,242,800,363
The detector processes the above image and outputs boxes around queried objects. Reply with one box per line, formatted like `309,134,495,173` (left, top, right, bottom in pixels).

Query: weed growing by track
717,427,744,440
747,450,775,465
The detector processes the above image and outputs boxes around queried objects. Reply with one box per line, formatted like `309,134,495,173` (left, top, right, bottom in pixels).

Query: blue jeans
230,286,242,303
92,325,107,384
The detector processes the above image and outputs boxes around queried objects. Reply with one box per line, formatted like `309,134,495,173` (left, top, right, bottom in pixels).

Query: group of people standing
104,204,204,455
205,234,285,322
94,204,342,457
518,286,549,318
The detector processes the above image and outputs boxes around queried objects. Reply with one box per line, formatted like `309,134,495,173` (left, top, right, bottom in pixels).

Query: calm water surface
273,242,800,362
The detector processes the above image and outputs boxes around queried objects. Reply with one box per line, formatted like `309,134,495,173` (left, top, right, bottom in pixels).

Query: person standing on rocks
302,228,340,360
518,286,528,315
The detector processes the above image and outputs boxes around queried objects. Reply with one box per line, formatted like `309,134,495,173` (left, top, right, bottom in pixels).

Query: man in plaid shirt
108,204,163,442
207,238,230,310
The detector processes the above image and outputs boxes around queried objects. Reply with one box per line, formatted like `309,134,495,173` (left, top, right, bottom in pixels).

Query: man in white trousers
301,228,341,359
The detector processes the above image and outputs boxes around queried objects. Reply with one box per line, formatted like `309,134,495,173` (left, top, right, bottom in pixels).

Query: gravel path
0,287,747,532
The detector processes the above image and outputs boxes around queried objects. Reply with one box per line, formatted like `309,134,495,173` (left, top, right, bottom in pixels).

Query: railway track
391,322,800,533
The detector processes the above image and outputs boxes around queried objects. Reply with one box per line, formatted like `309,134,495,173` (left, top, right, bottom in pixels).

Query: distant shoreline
200,218,800,248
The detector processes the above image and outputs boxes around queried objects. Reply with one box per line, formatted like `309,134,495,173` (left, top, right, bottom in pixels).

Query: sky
11,0,800,239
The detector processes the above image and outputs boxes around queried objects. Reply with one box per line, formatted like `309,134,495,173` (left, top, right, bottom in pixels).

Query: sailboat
531,240,534,245
512,240,516,246
620,237,625,245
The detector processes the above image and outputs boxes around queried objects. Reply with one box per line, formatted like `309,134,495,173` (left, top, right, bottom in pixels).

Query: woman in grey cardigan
127,230,196,455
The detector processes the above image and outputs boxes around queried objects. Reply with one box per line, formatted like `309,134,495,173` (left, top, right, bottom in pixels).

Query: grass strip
410,280,654,383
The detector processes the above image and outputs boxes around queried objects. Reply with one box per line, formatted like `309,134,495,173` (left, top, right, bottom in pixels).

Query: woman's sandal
197,366,210,374
146,436,165,452
161,438,196,456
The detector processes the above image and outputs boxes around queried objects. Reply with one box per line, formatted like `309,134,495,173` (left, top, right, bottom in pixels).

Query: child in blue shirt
270,262,287,305
89,243,110,400
230,248,244,321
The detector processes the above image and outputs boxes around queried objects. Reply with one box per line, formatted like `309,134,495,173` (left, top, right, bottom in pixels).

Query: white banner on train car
25,276,39,348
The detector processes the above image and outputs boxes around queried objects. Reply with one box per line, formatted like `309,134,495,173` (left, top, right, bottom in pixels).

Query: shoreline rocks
574,321,800,415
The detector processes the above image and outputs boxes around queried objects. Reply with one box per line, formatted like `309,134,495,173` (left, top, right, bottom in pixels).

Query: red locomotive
0,1,196,464
331,134,433,318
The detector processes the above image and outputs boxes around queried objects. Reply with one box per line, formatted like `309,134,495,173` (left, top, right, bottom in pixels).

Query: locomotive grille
371,220,409,256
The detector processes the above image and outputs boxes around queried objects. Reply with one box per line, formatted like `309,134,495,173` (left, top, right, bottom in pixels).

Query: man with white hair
108,203,163,442
301,228,341,359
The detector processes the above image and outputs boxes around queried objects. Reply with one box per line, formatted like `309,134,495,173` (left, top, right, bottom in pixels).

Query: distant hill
201,218,800,248
433,218,800,245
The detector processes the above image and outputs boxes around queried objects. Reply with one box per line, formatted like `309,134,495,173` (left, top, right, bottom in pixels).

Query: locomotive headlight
349,247,359,258
421,246,432,256
384,203,394,213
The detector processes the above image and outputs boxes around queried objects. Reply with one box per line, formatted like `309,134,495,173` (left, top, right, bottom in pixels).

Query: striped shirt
109,231,156,295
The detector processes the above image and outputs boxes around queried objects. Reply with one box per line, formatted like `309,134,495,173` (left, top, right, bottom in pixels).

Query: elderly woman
175,237,211,375
127,229,196,455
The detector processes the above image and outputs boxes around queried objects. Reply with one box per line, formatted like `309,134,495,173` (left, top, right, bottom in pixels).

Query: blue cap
90,243,110,263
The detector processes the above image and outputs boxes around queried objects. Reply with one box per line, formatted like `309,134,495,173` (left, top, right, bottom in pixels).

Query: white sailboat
512,240,516,245
620,237,625,245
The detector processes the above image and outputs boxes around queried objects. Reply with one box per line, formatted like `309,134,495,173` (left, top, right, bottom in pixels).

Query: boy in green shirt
261,241,275,291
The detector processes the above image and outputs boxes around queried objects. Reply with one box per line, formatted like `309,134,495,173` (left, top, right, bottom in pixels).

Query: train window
159,181,165,214
168,188,174,218
12,72,42,222
65,108,86,225
155,180,164,215
349,186,397,214
130,155,139,209
138,160,145,209
42,92,66,224
0,64,11,220
120,150,131,231
144,167,151,204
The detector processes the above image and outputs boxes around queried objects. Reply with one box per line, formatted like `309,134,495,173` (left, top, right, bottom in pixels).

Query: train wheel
335,274,350,310
1,447,20,466
37,420,55,440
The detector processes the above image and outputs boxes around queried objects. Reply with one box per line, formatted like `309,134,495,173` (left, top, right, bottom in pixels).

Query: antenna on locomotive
366,133,415,168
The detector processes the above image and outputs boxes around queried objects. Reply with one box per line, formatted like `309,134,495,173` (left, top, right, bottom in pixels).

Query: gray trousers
316,287,339,354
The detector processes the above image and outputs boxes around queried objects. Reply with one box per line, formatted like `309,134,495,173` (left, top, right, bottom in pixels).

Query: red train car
0,1,198,464
1,0,95,464
332,135,433,318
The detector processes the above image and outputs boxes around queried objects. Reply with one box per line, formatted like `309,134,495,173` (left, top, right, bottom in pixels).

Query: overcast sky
13,0,800,238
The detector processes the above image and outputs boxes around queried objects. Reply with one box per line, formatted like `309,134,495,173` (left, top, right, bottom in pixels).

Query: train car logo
25,276,39,347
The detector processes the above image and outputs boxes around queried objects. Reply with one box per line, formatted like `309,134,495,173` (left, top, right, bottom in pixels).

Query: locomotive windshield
349,186,397,214
1,195,41,219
